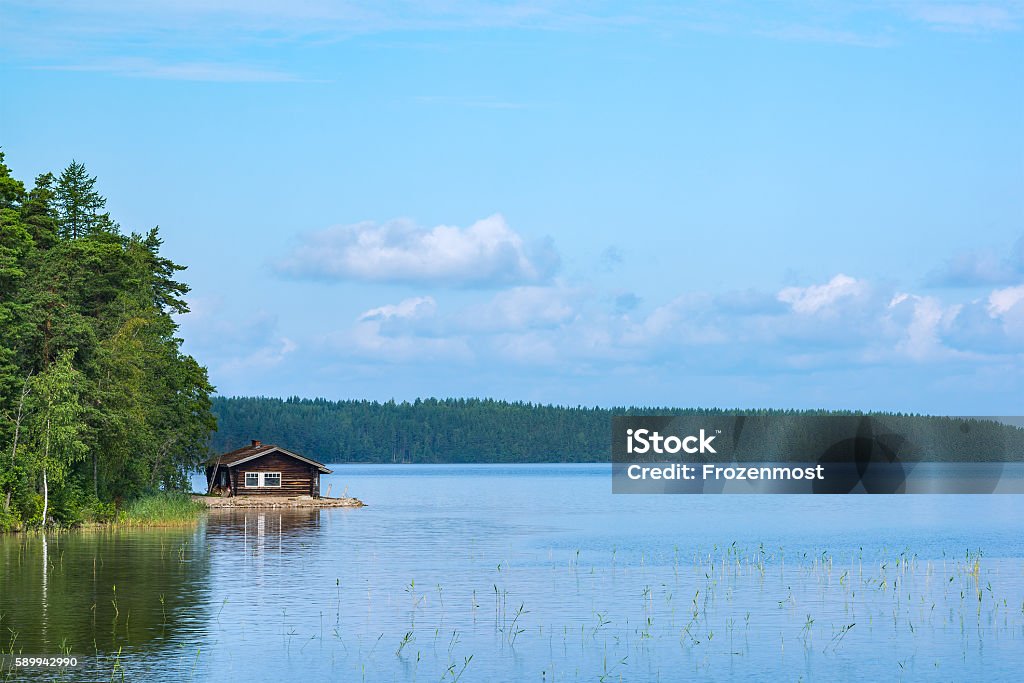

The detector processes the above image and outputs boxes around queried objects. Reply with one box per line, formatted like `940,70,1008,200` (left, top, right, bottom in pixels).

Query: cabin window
244,472,282,488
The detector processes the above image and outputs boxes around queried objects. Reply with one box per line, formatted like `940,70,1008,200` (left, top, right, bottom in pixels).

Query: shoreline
192,494,365,509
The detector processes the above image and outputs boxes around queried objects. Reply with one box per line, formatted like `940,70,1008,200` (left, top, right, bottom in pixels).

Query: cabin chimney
251,439,262,448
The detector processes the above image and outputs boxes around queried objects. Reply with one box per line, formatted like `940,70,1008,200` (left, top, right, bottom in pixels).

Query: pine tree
55,161,112,239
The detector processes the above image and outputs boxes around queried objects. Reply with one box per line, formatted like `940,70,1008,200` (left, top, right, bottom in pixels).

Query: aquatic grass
438,653,471,682
505,604,527,646
119,493,205,527
396,631,415,657
108,646,124,683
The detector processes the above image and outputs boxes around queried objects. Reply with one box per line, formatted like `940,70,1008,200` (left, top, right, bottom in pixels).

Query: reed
119,493,205,527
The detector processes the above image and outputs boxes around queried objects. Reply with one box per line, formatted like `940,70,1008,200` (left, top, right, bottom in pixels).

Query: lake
2,464,1023,681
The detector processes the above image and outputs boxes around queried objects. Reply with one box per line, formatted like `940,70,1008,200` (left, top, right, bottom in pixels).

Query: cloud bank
328,273,1022,374
276,214,559,287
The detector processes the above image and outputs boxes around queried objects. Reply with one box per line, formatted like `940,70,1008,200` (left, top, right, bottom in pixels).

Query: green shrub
0,507,21,532
83,497,117,523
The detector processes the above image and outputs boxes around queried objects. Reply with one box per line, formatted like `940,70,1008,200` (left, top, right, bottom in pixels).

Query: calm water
2,464,1024,682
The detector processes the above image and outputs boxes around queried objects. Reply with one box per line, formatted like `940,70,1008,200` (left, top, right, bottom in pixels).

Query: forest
0,154,215,530
210,397,1024,464
211,396,624,463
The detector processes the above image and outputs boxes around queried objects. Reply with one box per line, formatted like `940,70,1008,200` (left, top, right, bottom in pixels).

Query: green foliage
120,491,205,526
0,157,216,529
83,497,117,523
27,349,88,526
29,350,88,470
0,506,20,532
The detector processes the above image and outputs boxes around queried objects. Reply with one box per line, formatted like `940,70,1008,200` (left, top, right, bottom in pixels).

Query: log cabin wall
230,452,318,497
206,465,233,496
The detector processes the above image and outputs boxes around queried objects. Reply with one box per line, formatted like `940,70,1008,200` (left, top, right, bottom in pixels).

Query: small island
199,439,364,508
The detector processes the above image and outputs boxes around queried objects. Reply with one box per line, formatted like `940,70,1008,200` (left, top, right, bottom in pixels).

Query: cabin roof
210,442,333,474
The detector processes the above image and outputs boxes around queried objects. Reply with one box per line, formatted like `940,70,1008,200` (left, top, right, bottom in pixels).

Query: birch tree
29,351,86,528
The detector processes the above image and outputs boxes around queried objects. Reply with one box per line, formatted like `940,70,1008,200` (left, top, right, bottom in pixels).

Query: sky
1,1,1022,413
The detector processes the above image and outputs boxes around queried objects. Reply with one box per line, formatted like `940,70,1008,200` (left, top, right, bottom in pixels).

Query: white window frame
243,472,281,488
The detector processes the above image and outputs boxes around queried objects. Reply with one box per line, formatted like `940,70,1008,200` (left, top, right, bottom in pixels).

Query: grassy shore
118,492,207,527
1,492,208,533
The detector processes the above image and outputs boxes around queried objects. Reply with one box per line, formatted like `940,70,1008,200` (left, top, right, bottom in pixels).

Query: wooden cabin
206,440,332,498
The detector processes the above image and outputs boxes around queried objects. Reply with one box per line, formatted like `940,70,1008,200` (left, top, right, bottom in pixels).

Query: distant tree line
612,414,1024,463
211,397,1024,464
0,154,215,530
212,397,623,463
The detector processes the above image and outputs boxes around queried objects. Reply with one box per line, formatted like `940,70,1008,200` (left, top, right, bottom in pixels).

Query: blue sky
2,1,1022,412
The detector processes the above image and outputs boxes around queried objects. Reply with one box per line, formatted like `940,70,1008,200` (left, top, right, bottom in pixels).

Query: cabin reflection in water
205,509,322,555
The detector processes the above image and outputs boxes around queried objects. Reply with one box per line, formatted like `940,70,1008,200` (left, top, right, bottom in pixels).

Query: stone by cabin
206,440,332,498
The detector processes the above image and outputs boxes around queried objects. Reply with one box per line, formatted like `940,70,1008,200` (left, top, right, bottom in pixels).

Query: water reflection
205,508,321,543
0,526,211,680
204,509,323,586
0,512,331,681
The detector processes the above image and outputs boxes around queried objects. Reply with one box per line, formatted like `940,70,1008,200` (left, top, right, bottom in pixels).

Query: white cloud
358,296,437,322
886,294,962,361
324,273,1012,372
462,286,578,332
620,294,729,348
987,285,1024,317
943,289,1024,355
330,297,471,363
777,274,867,315
276,214,559,287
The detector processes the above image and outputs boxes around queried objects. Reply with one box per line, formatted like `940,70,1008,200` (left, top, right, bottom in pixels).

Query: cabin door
219,470,228,487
